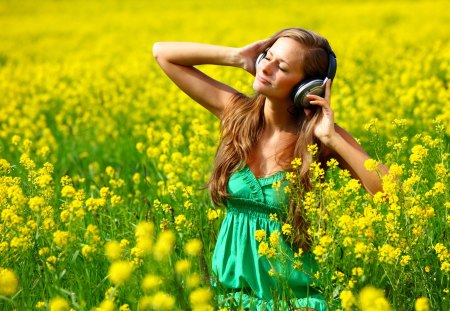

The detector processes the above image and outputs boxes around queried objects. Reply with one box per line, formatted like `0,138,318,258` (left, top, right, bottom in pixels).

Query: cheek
280,76,301,91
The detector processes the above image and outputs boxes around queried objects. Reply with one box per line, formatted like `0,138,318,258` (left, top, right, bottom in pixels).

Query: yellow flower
327,158,339,168
281,223,292,235
135,221,154,256
378,244,401,264
0,159,11,174
81,245,94,259
105,241,122,261
189,287,212,306
49,296,70,311
352,267,364,277
254,229,266,242
285,171,297,182
415,297,429,311
258,241,276,258
364,159,379,171
186,273,201,289
61,185,76,198
35,301,46,309
53,230,72,248
108,261,134,286
148,291,175,310
409,145,428,165
0,268,19,297
291,157,302,169
400,255,411,266
120,304,131,311
184,238,202,256
28,196,46,212
175,259,191,275
354,242,370,259
96,299,115,311
207,208,223,220
340,290,356,310
135,221,154,240
269,230,280,248
141,274,162,292
358,286,392,311
105,286,118,301
153,230,176,261
307,144,318,156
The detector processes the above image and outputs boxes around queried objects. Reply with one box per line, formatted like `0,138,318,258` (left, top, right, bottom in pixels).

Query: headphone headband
326,50,337,81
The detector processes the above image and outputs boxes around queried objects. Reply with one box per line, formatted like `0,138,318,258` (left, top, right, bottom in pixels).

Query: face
253,37,305,102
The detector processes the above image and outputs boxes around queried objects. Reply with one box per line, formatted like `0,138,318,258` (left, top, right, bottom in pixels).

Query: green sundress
212,165,327,311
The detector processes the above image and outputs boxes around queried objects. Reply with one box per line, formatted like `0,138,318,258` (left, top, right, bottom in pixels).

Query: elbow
152,42,161,60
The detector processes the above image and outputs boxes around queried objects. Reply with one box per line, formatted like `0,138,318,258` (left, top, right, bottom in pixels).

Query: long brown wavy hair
208,27,334,250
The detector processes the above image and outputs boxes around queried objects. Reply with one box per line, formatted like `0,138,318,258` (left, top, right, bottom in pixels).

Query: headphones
255,48,337,108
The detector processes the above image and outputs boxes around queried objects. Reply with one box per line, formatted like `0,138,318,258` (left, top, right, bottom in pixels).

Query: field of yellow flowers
0,0,449,310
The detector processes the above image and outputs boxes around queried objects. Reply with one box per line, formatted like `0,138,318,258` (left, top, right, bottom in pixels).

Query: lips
256,74,271,85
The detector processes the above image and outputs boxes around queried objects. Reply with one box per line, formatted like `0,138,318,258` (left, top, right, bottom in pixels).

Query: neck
263,97,298,133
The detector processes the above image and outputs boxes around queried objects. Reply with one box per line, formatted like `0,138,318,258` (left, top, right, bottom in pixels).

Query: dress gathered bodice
212,165,327,311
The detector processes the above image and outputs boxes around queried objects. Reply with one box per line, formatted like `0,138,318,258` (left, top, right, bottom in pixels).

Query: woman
153,27,386,310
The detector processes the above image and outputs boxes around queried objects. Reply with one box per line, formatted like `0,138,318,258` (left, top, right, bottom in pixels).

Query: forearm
152,42,242,68
325,131,389,195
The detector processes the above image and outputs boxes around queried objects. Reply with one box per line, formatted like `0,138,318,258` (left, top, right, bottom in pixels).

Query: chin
252,82,267,96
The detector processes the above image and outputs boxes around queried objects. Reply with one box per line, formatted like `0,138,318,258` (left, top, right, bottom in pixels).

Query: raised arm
152,41,267,119
307,80,388,195
324,125,389,195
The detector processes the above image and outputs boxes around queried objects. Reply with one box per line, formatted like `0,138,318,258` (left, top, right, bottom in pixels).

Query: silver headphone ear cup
292,79,324,108
255,50,267,70
256,53,264,68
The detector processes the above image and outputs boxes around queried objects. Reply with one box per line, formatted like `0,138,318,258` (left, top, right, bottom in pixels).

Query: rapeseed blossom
254,229,266,242
186,273,202,289
105,241,122,261
94,299,115,311
364,159,379,171
189,287,213,311
49,296,70,311
143,291,175,310
340,290,356,309
153,230,176,261
415,297,429,311
184,238,202,256
175,259,191,274
358,286,392,311
108,261,134,286
141,274,162,291
0,268,19,296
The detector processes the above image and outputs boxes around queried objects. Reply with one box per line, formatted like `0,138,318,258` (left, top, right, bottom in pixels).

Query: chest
227,166,289,208
247,134,296,178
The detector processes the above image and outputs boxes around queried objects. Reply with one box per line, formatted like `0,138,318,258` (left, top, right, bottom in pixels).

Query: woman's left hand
305,79,336,146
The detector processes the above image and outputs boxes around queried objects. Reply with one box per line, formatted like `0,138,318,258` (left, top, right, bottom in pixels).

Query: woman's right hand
238,39,270,76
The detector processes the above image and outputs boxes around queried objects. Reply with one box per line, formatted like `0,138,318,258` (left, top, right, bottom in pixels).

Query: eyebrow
267,50,291,67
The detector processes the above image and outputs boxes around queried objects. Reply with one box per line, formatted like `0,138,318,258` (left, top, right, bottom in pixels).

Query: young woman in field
153,27,387,310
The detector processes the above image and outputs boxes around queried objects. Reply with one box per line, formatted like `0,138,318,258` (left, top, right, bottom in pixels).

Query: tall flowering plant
256,120,449,310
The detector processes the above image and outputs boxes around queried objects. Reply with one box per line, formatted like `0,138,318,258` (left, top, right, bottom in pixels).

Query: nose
260,59,274,76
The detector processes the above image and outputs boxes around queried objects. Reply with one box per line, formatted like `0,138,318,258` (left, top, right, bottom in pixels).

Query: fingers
256,38,271,49
306,79,333,108
324,78,332,102
306,94,328,108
